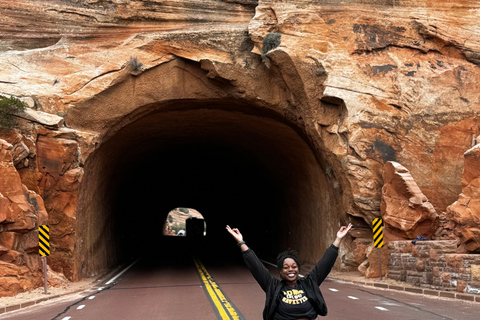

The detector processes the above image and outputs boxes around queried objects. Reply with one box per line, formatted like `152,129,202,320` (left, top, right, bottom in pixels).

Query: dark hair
276,250,300,270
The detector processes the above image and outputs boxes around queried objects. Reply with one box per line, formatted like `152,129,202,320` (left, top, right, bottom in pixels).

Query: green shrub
129,56,143,72
0,96,27,128
261,33,281,68
262,32,281,55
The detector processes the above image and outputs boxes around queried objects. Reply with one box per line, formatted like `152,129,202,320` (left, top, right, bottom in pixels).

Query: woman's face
280,258,299,284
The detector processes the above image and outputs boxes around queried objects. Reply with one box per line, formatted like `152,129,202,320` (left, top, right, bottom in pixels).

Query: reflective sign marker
372,218,384,248
39,225,50,256
372,218,384,280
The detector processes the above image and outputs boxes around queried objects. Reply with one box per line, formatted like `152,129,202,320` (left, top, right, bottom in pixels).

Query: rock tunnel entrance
75,102,343,277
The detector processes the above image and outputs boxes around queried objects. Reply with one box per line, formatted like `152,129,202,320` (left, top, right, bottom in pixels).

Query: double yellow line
193,258,240,320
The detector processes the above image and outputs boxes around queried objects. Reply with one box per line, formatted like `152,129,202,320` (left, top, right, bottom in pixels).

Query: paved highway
2,249,480,320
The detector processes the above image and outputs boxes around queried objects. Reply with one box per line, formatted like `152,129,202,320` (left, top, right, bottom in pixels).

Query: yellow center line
193,258,240,320
197,260,240,319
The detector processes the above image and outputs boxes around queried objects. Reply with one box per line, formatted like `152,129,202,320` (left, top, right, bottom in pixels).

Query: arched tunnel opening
113,140,286,262
75,101,344,277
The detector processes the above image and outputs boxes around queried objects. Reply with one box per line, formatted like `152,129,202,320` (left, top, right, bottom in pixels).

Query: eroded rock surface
381,161,439,242
0,139,46,296
446,144,480,253
0,124,94,295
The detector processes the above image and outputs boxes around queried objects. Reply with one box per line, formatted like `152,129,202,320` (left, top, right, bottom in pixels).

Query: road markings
105,259,140,285
194,258,241,320
259,259,277,268
382,301,401,306
348,296,359,300
61,317,71,320
77,304,86,310
375,306,389,311
88,296,95,300
329,288,339,292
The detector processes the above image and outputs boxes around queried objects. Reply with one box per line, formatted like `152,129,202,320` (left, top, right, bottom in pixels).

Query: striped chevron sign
372,218,384,248
39,225,50,256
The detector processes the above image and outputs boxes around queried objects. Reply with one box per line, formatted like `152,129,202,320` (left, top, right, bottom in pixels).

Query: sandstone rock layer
381,161,439,242
0,139,46,296
446,144,480,253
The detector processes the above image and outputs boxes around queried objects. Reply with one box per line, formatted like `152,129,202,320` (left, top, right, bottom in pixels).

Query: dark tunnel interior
76,103,342,277
111,141,285,262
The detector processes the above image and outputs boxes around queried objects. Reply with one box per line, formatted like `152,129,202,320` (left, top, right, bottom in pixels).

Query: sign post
39,225,50,294
372,218,384,280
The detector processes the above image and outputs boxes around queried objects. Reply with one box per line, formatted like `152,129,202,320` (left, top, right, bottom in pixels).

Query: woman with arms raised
226,223,352,320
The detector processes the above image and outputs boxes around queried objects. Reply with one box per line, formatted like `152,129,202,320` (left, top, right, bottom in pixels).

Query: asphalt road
2,251,480,320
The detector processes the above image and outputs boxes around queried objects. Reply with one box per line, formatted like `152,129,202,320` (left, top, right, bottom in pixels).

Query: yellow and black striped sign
39,225,50,256
372,218,384,248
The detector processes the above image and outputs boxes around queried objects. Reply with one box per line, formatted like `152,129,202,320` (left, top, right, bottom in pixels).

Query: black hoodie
242,244,339,320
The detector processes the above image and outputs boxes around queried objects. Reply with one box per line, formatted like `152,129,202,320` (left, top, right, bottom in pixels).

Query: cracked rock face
0,138,46,296
446,144,480,253
0,0,480,295
381,161,439,242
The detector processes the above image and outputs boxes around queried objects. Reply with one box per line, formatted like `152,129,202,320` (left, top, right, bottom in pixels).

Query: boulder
36,135,78,177
19,108,64,128
365,243,390,279
446,145,480,253
349,228,374,239
0,140,36,232
358,259,369,276
381,161,439,242
352,238,372,265
0,261,42,297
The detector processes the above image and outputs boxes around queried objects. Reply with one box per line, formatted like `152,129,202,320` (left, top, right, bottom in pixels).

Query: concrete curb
328,275,480,303
0,287,88,315
0,266,122,315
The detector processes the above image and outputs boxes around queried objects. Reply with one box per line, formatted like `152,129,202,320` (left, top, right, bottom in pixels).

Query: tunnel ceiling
77,102,342,276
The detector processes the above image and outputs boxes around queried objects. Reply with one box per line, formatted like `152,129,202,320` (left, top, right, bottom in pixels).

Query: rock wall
0,0,480,295
0,116,96,295
445,144,480,253
0,137,45,296
250,0,480,219
357,142,480,278
388,240,480,294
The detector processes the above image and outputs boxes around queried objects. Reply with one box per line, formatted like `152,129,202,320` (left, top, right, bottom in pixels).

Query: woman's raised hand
337,223,353,239
226,225,243,243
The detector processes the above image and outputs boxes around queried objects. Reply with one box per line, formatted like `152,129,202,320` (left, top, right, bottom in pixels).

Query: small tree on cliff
0,95,26,128
129,56,143,74
261,32,281,69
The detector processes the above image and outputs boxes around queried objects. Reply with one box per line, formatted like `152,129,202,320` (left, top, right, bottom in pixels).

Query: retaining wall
388,240,480,294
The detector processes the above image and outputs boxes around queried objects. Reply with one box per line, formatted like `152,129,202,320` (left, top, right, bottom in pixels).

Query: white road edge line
61,317,71,320
259,259,276,268
105,259,140,285
88,295,95,300
375,306,389,311
77,304,86,310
